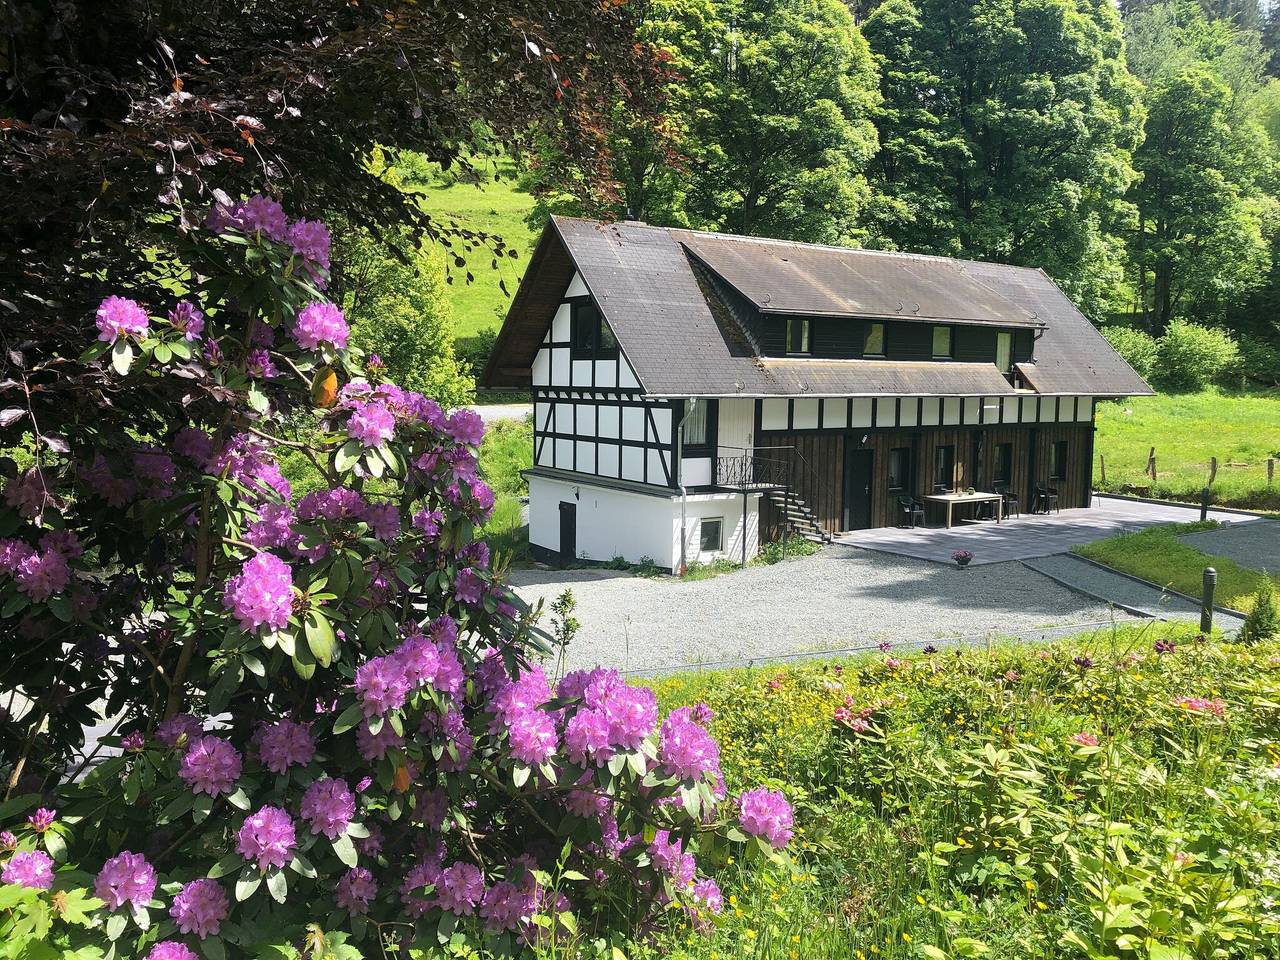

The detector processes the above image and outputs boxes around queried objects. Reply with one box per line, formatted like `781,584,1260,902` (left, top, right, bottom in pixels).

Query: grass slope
1094,390,1280,510
413,160,540,339
1072,520,1277,613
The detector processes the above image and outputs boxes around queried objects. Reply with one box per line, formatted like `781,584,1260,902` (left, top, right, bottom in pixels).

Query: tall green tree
861,0,1144,318
1125,1,1277,333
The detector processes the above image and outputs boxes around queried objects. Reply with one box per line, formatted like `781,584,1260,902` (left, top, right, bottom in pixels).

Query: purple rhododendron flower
95,295,150,342
157,713,202,748
171,878,228,938
256,718,315,773
122,731,146,753
223,552,293,632
221,195,288,241
336,867,377,914
179,736,242,797
445,409,485,446
146,943,199,960
300,778,355,839
5,469,52,519
0,831,15,850
293,302,349,351
174,427,215,468
479,871,538,932
412,508,443,539
2,850,54,889
737,788,793,849
246,348,278,379
356,722,404,761
507,710,559,766
298,487,367,521
94,850,157,910
694,877,723,913
354,655,410,717
168,301,205,341
0,539,33,575
649,830,695,886
393,633,440,688
400,852,444,917
436,862,485,915
15,547,70,602
565,707,613,767
454,567,484,605
348,402,395,447
659,707,721,782
244,503,299,552
362,502,400,541
134,447,177,498
287,219,331,275
236,806,296,870
27,808,55,832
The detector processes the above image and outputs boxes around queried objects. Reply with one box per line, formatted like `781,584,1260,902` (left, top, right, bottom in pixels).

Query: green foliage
1155,320,1242,391
1094,390,1280,509
1072,520,1277,612
645,624,1280,958
1241,574,1280,641
755,535,820,565
478,415,533,500
1236,334,1280,386
1102,325,1161,381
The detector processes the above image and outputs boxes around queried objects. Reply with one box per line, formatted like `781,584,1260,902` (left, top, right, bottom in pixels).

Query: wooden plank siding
758,422,1093,539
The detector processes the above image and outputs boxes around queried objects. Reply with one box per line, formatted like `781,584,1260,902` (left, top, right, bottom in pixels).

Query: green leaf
207,853,244,879
235,873,261,902
304,611,335,667
242,653,265,677
247,383,269,414
154,343,173,364
200,937,226,960
334,439,362,473
43,830,67,862
265,868,288,904
512,764,531,788
105,912,128,941
46,594,72,622
332,832,358,868
226,787,251,811
332,702,363,735
111,339,134,376
436,910,457,945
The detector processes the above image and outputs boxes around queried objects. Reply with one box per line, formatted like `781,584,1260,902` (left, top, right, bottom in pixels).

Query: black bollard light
1200,486,1211,522
1201,566,1217,634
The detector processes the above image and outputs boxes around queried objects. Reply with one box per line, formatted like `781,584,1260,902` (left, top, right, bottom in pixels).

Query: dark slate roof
484,216,1153,398
679,233,1042,328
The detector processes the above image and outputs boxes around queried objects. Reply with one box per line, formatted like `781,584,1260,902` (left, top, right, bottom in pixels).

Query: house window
887,447,911,493
932,325,952,359
993,442,1013,485
700,517,724,552
933,444,955,492
569,300,618,360
995,331,1012,373
786,317,810,354
864,322,886,357
1050,440,1068,481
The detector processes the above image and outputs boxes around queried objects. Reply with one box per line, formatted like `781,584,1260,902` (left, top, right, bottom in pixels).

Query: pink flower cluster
555,668,659,770
237,806,296,870
737,788,793,850
1070,732,1099,747
146,943,198,960
207,195,288,241
95,295,150,342
94,850,157,910
1173,696,1226,716
157,713,202,748
171,878,228,938
2,850,54,890
348,401,395,447
179,736,243,797
223,552,293,632
0,539,71,602
293,302,349,351
300,778,355,839
658,705,720,781
649,830,696,886
256,719,315,773
168,301,204,341
336,867,378,914
354,618,457,717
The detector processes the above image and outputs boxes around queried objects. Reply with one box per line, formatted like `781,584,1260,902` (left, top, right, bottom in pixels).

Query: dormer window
932,325,952,359
864,322,885,357
786,317,810,355
570,300,619,360
996,331,1012,373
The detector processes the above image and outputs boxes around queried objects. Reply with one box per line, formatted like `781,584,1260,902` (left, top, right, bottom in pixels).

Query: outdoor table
924,492,1003,529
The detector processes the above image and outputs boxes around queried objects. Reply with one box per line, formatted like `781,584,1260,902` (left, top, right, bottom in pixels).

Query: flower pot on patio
953,550,974,568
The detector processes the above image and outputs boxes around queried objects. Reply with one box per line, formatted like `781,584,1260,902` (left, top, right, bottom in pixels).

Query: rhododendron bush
0,197,789,958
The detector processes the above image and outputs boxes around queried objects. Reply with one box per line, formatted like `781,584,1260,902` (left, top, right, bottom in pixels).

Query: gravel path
1181,520,1280,573
508,545,1133,672
469,403,532,424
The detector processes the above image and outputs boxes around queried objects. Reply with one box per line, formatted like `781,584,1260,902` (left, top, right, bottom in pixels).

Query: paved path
470,403,532,424
1181,520,1280,573
834,496,1266,566
510,546,1134,672
1022,554,1247,630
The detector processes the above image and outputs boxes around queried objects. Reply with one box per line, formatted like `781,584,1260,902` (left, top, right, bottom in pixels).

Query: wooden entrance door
558,502,576,567
842,447,874,530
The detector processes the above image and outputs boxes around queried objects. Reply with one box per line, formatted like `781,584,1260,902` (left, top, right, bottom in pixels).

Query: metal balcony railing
715,453,792,491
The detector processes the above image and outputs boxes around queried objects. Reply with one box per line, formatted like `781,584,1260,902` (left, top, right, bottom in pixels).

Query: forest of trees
527,0,1280,365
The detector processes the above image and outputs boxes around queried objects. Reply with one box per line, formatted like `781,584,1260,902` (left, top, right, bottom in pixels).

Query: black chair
995,483,1020,519
1035,483,1059,514
897,496,925,529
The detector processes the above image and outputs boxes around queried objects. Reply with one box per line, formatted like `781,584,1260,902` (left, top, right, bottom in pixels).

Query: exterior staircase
764,490,833,544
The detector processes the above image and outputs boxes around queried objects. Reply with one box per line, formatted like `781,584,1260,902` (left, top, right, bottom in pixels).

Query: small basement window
864,321,886,357
700,517,724,552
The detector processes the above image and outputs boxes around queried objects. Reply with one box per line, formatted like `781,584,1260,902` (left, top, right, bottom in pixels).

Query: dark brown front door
842,447,874,530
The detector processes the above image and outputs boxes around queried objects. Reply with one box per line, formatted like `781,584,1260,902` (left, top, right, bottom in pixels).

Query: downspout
676,399,698,576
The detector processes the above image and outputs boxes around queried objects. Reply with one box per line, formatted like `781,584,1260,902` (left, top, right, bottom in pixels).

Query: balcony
714,452,792,492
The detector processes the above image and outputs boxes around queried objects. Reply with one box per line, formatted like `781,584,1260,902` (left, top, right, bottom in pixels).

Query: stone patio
833,494,1268,565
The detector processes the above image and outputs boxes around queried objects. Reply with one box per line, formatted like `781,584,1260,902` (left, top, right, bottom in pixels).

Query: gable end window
569,300,619,360
786,317,811,355
932,325,952,359
864,322,886,357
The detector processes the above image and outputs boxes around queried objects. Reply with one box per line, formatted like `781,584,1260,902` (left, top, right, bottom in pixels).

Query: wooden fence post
1208,456,1217,486
1099,453,1106,485
1147,446,1157,484
1269,458,1275,487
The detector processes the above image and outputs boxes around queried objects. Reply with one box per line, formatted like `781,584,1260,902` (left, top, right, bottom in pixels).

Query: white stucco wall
674,491,760,566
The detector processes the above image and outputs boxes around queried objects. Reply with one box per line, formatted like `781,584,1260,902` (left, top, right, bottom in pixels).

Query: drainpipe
676,399,698,576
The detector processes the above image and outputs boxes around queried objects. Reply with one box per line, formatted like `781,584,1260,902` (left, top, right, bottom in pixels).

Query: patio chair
897,496,925,529
1035,483,1059,514
995,483,1020,519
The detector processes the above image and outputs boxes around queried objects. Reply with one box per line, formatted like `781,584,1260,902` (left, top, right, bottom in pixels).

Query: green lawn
410,158,540,339
633,623,1280,959
1072,520,1277,613
1094,390,1280,510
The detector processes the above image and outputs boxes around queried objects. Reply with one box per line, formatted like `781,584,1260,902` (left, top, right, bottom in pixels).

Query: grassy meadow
1094,391,1280,511
629,622,1280,960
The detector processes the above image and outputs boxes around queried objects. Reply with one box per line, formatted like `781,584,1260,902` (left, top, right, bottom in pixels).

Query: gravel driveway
509,545,1131,672
1181,520,1280,573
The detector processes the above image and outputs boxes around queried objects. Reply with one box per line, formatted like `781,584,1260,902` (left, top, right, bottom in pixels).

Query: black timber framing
752,396,1093,437
532,389,679,488
543,294,640,395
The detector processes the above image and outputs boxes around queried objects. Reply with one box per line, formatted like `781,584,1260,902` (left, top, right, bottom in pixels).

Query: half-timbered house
483,217,1152,570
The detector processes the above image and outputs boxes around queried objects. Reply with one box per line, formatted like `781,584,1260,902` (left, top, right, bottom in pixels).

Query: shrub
1155,321,1240,391
1242,575,1280,643
1102,325,1159,380
0,196,788,958
457,328,500,379
1236,335,1280,387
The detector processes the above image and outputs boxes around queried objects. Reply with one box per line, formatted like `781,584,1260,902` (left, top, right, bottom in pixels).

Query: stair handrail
754,444,837,530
